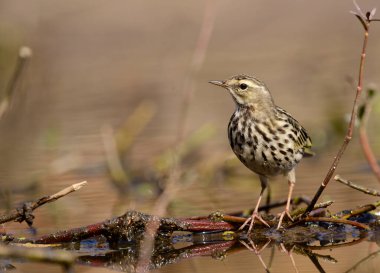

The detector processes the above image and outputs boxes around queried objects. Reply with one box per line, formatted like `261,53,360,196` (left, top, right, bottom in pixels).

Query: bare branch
335,175,380,196
136,1,218,272
0,46,32,119
304,2,375,216
0,181,87,226
176,0,218,141
304,217,370,230
101,125,129,188
47,181,87,201
358,89,380,183
352,0,366,19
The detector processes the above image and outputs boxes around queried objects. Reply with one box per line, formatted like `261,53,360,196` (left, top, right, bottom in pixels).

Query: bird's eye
239,83,248,90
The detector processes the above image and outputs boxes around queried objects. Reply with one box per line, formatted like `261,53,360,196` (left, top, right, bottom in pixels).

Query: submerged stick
304,216,370,230
0,245,74,267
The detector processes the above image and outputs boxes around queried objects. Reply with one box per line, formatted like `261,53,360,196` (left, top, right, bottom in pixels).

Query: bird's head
209,74,274,108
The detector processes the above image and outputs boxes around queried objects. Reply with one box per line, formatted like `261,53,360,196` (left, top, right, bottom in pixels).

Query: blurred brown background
1,1,380,272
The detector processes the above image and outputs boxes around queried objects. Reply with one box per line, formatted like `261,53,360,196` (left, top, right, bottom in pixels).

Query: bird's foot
276,209,294,229
239,211,270,233
240,238,271,254
239,238,271,271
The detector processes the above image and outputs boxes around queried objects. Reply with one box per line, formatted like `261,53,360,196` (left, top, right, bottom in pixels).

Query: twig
228,196,311,217
176,0,217,142
344,249,380,273
295,247,337,265
304,216,370,230
291,200,334,219
306,254,326,273
101,125,129,191
339,203,378,220
221,200,333,223
0,46,32,119
222,200,334,227
1,207,376,247
102,102,156,194
136,1,218,272
304,236,367,251
116,101,156,154
76,240,237,271
135,167,181,272
6,210,235,245
0,181,87,226
335,175,380,196
304,4,377,216
358,89,380,182
334,197,380,220
48,181,87,200
286,201,334,229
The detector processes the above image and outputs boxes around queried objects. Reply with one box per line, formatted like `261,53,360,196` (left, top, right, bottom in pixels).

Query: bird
209,74,313,231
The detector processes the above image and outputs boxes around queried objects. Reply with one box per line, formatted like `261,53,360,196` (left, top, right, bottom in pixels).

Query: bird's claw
239,212,270,233
239,238,271,271
276,209,294,229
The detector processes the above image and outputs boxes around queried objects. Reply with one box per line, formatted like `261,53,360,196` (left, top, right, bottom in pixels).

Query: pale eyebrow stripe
239,79,259,88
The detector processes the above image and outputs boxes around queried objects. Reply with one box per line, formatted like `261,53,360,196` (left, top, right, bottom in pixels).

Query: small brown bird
209,75,313,231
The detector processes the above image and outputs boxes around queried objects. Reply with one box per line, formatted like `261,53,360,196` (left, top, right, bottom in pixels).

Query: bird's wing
276,107,314,157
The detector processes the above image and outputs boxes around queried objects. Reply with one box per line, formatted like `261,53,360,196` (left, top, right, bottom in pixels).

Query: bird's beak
209,80,227,88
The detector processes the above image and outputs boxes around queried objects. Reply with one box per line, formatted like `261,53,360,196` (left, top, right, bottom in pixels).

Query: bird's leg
239,176,270,233
264,183,271,213
277,169,296,229
239,238,271,271
280,244,300,273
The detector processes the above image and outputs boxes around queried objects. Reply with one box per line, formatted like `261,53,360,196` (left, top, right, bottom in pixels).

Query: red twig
304,6,376,216
358,91,380,182
304,216,370,230
6,211,235,245
360,129,380,181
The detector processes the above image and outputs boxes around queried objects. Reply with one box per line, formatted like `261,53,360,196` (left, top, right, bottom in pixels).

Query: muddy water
1,0,380,272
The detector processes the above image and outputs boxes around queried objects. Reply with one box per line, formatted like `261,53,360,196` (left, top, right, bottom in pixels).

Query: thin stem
136,3,217,271
335,175,380,196
101,125,129,190
176,0,217,142
305,252,327,273
304,15,371,216
0,46,32,119
358,91,380,182
4,46,32,99
304,216,370,230
344,249,380,273
0,181,87,225
303,236,366,251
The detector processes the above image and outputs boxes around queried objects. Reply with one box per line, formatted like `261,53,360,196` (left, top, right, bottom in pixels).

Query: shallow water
1,0,380,272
